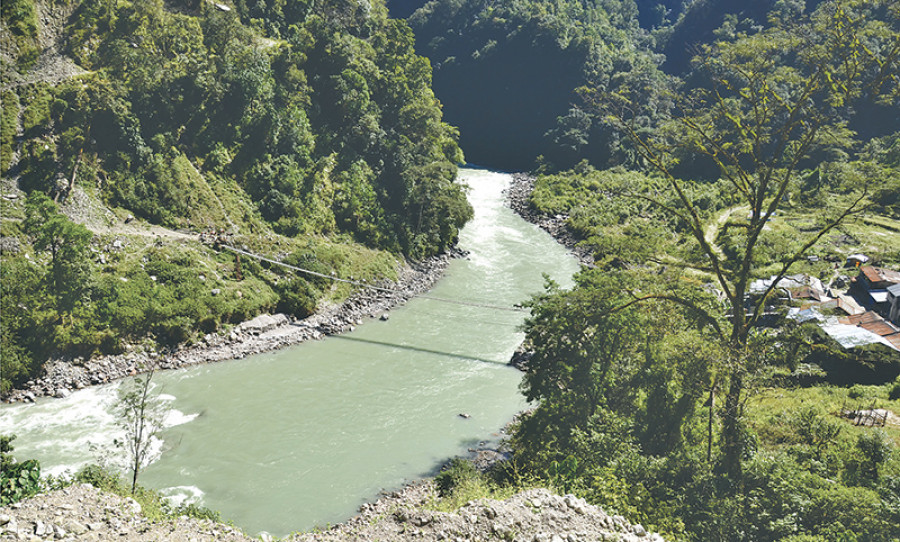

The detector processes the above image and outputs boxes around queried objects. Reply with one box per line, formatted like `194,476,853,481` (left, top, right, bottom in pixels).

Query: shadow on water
330,335,506,365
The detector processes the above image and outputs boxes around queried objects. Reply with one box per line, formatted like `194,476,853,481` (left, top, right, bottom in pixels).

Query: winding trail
703,205,748,258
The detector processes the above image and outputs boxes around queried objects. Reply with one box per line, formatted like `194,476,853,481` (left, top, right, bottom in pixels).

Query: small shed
847,253,870,267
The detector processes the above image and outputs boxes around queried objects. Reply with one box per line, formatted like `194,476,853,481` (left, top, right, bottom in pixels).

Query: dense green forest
1,0,471,392
4,0,900,540
406,0,898,171
416,1,900,541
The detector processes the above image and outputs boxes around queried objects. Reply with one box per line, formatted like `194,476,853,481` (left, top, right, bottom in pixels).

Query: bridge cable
220,245,527,313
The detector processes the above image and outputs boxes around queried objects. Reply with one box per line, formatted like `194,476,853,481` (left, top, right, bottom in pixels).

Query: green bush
434,457,479,496
889,380,900,401
849,384,867,399
172,502,221,522
274,278,319,318
0,435,42,506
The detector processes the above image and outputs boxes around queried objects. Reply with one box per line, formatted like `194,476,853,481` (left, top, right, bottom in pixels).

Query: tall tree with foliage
591,0,900,479
23,192,94,317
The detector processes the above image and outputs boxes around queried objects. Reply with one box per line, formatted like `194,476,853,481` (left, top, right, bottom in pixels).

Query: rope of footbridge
220,244,527,313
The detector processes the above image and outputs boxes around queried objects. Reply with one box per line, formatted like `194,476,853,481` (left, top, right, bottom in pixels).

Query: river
0,168,580,537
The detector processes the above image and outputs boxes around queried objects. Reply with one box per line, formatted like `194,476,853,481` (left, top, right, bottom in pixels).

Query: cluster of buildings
764,257,900,353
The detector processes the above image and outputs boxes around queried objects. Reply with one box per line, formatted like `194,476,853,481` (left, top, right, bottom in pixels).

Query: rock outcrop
1,482,664,542
293,482,665,542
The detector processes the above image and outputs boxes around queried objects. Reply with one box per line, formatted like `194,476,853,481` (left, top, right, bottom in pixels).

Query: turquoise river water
0,168,580,537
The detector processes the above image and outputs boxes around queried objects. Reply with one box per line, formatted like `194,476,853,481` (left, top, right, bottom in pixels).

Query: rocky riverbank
2,251,462,404
504,174,593,266
0,481,665,542
504,173,590,372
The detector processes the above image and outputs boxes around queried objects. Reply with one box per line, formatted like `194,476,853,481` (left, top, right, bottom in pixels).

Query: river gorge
0,168,581,538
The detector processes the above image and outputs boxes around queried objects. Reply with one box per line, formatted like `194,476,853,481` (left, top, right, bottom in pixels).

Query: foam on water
164,409,200,428
0,386,120,472
0,380,196,475
159,485,205,507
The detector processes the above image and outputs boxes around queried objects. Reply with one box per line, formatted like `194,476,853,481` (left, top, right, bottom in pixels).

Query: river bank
505,173,593,266
2,250,463,404
504,173,591,371
3,172,575,404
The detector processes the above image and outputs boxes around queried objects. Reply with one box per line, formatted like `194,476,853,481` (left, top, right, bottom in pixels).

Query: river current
0,169,580,537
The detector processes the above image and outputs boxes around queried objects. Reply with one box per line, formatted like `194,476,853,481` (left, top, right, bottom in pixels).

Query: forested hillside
4,1,900,540
432,1,900,540
0,0,471,393
407,0,898,171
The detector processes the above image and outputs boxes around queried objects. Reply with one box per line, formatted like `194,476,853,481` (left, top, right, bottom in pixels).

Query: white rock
62,520,86,535
125,497,141,515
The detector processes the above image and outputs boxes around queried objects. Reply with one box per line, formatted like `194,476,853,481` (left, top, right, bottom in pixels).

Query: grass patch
746,383,900,448
53,464,222,523
427,458,520,513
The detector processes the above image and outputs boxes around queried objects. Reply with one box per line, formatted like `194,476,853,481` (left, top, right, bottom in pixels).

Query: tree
854,429,894,484
516,271,717,466
114,371,166,495
594,0,900,479
23,192,94,316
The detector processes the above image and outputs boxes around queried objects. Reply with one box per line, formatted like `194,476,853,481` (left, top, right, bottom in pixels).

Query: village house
852,265,900,310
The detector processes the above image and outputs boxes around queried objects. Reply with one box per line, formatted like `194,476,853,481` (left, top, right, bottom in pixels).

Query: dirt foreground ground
1,481,664,542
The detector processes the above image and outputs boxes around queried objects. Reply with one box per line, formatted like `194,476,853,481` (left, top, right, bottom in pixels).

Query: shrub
434,458,479,496
172,502,221,522
274,278,319,318
889,380,900,401
849,384,866,399
0,435,42,505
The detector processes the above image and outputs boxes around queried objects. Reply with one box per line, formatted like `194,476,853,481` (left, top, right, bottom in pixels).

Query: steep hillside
406,0,898,172
0,0,471,393
408,0,673,171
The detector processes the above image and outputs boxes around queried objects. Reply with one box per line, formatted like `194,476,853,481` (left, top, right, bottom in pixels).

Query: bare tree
115,371,166,494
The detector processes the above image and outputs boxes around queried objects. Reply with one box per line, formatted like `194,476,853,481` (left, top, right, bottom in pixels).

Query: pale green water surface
0,169,580,537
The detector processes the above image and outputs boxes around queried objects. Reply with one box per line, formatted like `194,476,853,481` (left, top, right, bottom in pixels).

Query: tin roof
861,266,900,286
839,311,881,325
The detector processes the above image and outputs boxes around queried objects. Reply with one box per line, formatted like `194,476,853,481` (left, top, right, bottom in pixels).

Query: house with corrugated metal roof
836,311,900,352
852,265,900,310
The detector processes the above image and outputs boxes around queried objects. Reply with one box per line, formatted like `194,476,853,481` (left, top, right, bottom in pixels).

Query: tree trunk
721,372,744,481
707,383,715,464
